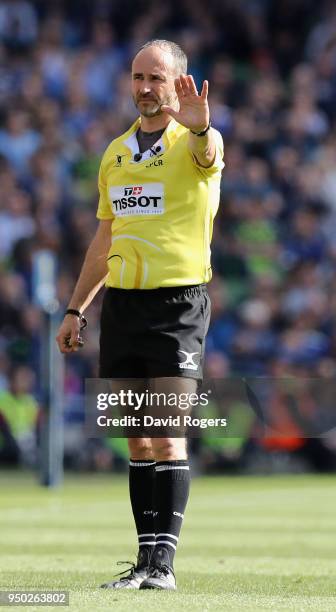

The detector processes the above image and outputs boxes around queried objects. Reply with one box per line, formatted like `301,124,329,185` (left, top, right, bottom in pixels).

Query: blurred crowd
1,0,336,471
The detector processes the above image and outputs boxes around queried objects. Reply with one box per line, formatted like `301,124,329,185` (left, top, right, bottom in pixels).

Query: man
56,39,224,591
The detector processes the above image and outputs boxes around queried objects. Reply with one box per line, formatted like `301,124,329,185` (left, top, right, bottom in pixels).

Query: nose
139,84,152,95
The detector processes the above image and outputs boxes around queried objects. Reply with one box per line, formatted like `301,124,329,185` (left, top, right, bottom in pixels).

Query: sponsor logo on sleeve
114,154,127,167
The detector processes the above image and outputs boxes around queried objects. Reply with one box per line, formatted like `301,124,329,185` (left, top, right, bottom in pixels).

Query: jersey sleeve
96,158,114,220
191,128,225,177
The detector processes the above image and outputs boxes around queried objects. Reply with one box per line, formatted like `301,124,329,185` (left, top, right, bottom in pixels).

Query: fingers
57,333,77,354
56,334,70,354
180,74,191,95
175,75,208,100
65,334,83,351
174,77,183,98
56,318,82,354
161,104,178,120
200,79,208,100
174,74,199,98
69,330,80,351
187,75,198,95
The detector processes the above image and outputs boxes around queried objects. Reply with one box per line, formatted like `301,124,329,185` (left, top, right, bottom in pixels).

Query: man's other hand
56,315,82,353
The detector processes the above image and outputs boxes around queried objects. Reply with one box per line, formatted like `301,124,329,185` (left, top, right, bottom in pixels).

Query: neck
139,113,172,133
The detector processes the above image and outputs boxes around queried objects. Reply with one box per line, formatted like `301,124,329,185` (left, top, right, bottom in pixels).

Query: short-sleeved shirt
97,117,224,289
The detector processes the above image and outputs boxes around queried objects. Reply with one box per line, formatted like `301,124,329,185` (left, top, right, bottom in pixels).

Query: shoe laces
148,563,172,579
114,561,137,581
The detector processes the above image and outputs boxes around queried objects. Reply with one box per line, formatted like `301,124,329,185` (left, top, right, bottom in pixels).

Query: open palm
161,74,209,133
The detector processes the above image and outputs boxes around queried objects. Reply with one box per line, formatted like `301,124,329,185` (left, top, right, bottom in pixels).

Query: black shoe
100,547,152,590
139,547,176,591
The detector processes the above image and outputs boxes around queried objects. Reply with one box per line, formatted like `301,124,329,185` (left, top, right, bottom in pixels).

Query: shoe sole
140,583,176,590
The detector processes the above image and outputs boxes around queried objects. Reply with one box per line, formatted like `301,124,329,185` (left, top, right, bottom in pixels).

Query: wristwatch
65,308,88,330
190,121,211,136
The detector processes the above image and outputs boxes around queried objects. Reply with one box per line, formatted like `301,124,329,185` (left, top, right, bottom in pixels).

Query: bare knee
151,437,187,462
128,438,153,460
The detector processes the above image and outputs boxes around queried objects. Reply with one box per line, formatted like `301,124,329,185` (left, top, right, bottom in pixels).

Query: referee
56,39,224,591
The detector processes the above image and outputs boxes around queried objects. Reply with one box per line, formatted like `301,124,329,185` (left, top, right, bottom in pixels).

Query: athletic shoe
100,547,151,589
139,547,177,590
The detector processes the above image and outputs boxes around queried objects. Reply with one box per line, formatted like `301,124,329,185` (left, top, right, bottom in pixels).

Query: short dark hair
139,39,188,76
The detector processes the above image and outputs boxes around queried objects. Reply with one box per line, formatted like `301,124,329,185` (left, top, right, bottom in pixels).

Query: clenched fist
56,314,83,353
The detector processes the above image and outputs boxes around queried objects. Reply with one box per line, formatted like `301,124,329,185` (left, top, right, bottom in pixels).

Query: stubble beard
133,91,176,118
137,101,162,117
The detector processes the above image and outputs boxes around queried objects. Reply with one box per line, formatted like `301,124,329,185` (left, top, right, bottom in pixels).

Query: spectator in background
0,189,35,258
281,207,326,267
0,412,20,465
0,366,39,466
231,299,276,375
0,109,41,178
0,0,38,50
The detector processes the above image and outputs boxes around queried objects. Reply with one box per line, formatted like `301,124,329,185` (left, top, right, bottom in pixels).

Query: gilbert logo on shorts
110,183,164,216
178,350,199,371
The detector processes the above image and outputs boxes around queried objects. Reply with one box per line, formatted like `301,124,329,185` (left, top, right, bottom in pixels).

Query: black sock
153,459,190,568
129,459,156,566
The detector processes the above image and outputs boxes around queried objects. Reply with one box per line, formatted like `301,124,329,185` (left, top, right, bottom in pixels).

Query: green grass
0,471,336,611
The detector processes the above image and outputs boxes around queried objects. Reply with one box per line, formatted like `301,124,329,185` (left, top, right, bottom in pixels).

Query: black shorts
99,284,211,380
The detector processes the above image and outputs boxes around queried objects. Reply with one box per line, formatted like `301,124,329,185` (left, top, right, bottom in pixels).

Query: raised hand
161,74,209,133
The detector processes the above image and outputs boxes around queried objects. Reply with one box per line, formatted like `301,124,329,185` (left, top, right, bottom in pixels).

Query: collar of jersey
122,117,186,163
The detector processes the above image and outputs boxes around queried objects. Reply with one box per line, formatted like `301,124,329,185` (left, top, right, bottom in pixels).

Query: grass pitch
0,471,336,611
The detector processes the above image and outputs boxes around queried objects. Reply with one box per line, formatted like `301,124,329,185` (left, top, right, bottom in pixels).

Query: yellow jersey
97,117,224,289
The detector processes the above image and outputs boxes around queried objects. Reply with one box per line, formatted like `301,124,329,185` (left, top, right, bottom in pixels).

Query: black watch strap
65,309,88,330
190,121,211,136
65,308,81,317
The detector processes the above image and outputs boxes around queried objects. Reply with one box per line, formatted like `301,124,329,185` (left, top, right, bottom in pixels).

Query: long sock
129,459,156,566
153,459,190,568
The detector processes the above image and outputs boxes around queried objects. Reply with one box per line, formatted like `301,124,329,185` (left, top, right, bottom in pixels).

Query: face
131,46,178,118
